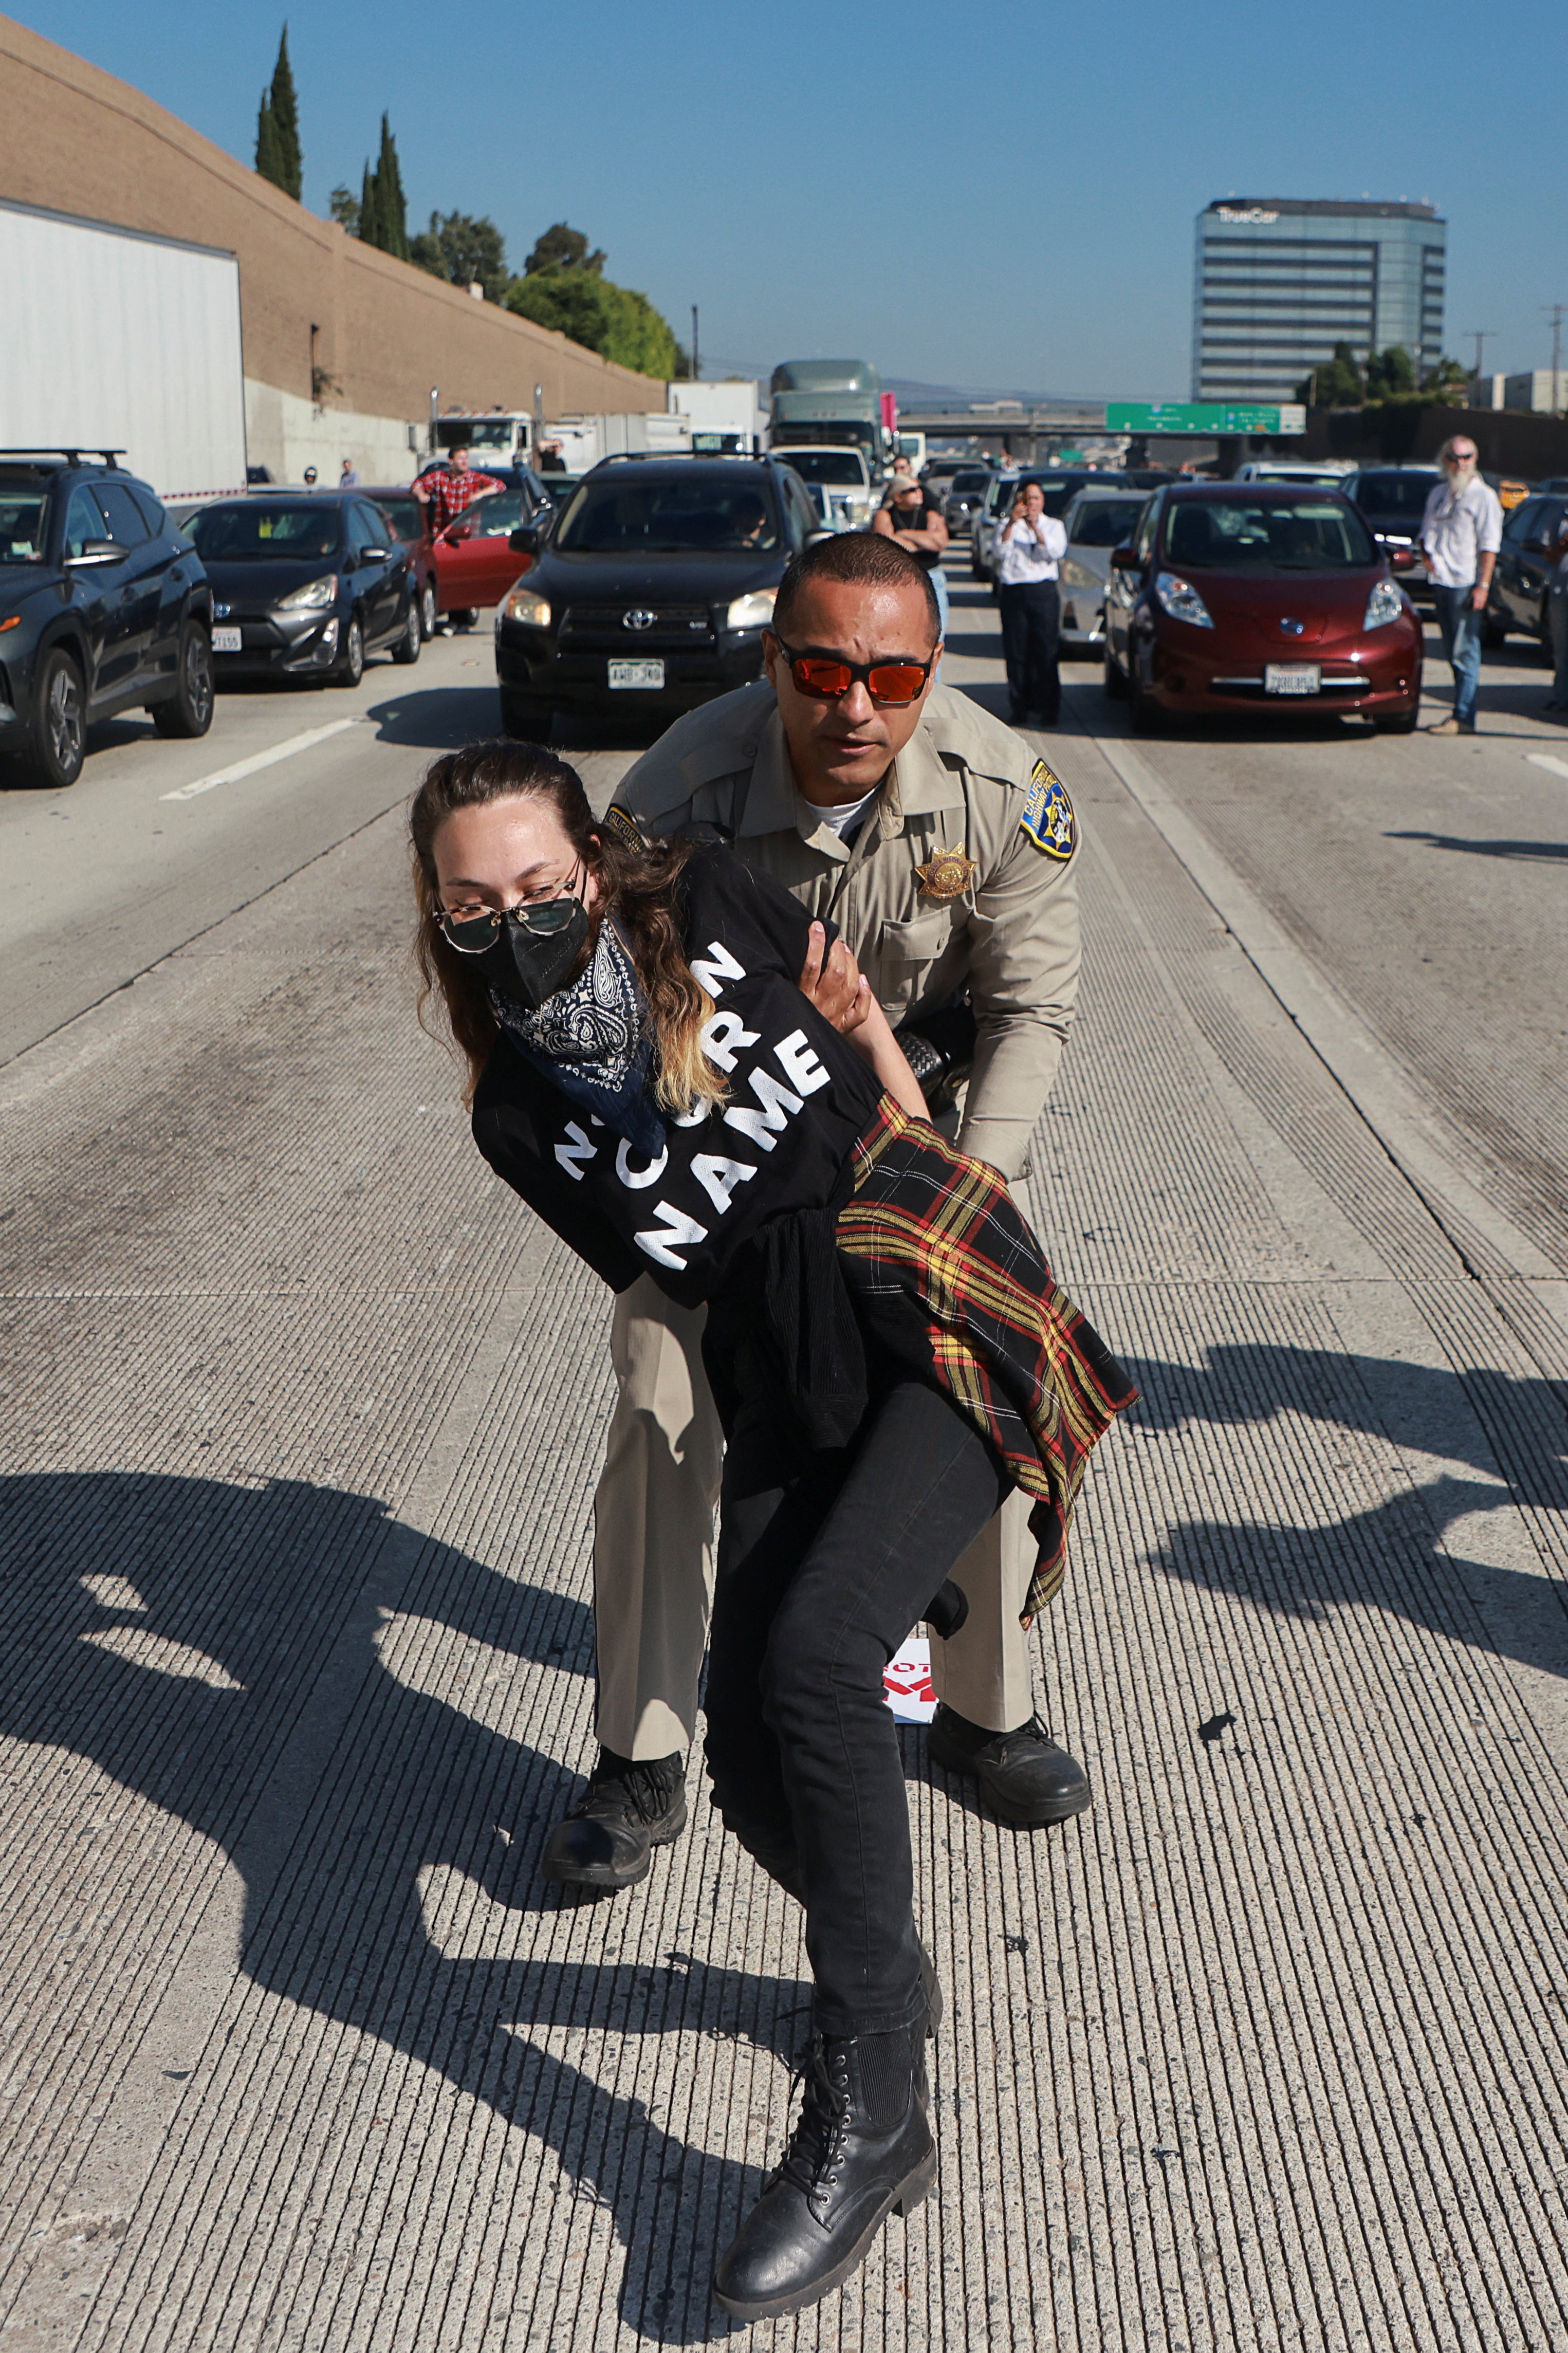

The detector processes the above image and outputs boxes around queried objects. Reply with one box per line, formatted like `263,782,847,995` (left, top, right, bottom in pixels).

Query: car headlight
502,586,552,626
1153,570,1214,628
275,574,337,612
725,588,777,631
1363,578,1406,630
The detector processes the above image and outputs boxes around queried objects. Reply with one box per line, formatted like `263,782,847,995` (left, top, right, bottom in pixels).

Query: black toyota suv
493,453,828,738
0,450,214,788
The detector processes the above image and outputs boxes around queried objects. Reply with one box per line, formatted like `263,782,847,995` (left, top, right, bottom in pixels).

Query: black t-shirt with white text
470,847,886,1308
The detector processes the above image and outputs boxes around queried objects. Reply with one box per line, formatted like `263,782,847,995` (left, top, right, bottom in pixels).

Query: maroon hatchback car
1103,483,1423,732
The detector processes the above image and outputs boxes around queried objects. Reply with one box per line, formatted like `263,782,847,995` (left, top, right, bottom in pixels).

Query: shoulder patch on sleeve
1019,759,1077,861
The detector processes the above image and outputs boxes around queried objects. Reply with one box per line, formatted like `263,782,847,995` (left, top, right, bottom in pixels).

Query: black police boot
541,1748,686,1890
927,1704,1092,1826
712,2020,935,2322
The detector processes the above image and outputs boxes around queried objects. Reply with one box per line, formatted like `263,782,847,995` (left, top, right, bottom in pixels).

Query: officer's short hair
773,531,940,645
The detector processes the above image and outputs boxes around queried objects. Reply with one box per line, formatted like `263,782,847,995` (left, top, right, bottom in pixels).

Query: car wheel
1372,700,1421,733
1102,641,1129,701
452,608,479,632
334,614,365,688
150,619,215,738
500,690,554,742
391,599,422,666
23,647,87,787
419,580,437,640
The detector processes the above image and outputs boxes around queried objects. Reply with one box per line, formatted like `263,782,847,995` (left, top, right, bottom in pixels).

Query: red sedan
1104,483,1423,732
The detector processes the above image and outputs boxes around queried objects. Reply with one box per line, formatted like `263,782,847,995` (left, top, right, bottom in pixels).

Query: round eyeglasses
437,868,585,955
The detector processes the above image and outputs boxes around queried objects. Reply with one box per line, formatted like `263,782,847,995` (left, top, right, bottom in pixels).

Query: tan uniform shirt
617,680,1080,1180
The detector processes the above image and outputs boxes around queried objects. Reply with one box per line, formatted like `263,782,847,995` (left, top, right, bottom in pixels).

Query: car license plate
211,627,242,653
608,658,664,690
1264,663,1320,695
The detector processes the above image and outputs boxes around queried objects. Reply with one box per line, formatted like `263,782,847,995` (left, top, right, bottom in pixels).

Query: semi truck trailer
2,197,248,503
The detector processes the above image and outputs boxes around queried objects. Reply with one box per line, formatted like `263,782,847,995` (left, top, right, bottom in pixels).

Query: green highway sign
1105,401,1306,436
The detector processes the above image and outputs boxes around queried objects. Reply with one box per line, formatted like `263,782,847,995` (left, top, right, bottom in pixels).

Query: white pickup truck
772,446,878,531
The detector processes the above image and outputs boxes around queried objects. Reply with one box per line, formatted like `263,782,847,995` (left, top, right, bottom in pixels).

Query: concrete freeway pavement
2,580,1566,2350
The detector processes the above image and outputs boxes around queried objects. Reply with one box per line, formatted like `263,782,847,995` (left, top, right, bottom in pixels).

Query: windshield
437,421,517,454
1165,498,1376,571
375,497,425,542
986,475,1078,519
184,503,342,560
1071,500,1142,548
1353,474,1440,519
0,483,47,563
948,470,989,494
555,476,780,554
779,452,865,487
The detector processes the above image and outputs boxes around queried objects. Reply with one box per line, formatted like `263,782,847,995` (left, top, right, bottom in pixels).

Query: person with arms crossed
1419,436,1502,736
543,532,1089,1895
874,471,951,633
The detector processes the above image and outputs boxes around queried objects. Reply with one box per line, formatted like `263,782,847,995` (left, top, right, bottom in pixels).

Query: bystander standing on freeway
874,469,951,632
538,533,1090,1900
995,477,1067,726
409,731,1131,2318
339,457,360,488
1419,435,1502,736
412,444,505,535
1545,507,1568,718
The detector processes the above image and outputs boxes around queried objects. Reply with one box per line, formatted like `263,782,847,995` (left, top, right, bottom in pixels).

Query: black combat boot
712,2020,935,2322
927,1703,1092,1825
541,1748,686,1890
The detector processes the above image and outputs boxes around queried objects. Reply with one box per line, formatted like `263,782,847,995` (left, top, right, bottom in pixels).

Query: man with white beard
1419,435,1502,736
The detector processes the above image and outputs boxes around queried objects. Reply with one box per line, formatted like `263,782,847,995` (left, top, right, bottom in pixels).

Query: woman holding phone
409,736,1132,2321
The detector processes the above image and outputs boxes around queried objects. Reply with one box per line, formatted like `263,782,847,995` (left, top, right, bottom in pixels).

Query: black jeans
704,1369,1008,2038
998,578,1061,722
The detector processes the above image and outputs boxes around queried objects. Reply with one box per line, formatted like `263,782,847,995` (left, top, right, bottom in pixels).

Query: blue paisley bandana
491,917,666,1157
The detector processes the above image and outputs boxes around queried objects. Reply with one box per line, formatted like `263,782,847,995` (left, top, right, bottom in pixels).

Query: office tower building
1192,199,1446,403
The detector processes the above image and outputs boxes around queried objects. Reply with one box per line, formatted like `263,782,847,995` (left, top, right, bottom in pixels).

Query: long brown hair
409,738,723,1110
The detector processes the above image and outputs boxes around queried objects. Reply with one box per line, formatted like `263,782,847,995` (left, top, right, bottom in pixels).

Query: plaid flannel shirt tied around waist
837,1097,1137,1622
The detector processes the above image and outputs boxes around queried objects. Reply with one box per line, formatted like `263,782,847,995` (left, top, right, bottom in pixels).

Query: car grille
558,603,714,648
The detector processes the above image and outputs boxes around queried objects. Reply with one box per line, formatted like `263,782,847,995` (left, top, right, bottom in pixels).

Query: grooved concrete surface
3,595,1567,2350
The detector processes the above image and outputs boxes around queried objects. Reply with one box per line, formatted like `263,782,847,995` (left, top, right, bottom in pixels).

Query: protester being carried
408,739,1134,2322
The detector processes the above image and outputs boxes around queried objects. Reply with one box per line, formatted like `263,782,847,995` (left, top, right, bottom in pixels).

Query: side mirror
508,526,541,557
359,545,391,563
67,539,122,567
1109,543,1141,573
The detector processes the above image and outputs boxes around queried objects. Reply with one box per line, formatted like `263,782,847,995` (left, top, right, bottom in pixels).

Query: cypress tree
359,160,383,251
374,116,409,260
255,92,286,191
268,26,302,200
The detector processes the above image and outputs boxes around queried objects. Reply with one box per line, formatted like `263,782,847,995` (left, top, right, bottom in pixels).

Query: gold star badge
915,847,979,903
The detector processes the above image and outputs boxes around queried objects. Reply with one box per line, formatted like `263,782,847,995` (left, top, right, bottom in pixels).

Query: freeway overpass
896,399,1307,461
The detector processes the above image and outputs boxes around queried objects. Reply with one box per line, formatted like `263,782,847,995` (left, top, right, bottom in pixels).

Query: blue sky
15,0,1567,395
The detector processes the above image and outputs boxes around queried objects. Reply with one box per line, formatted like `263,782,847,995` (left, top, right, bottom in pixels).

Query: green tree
256,26,302,200
372,115,409,260
409,210,510,302
506,269,677,378
1421,357,1471,406
1295,340,1365,407
327,183,360,233
1365,344,1415,399
358,160,382,252
523,222,605,277
255,95,286,191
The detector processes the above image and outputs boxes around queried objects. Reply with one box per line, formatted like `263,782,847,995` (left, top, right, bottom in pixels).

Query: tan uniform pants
593,1273,1039,1759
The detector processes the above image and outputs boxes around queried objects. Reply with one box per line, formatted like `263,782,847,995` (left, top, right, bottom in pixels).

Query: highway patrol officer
544,530,1085,1890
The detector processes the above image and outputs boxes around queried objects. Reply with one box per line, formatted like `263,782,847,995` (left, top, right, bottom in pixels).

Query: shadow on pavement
1387,830,1568,862
364,684,503,749
0,1468,796,2343
1118,1342,1568,1686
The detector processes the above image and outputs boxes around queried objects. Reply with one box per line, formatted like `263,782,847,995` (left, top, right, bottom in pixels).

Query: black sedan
180,494,419,687
1484,490,1568,647
493,455,827,737
1,452,214,788
1340,467,1443,600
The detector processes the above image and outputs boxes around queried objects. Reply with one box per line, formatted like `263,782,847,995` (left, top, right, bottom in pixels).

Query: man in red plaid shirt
412,446,505,535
